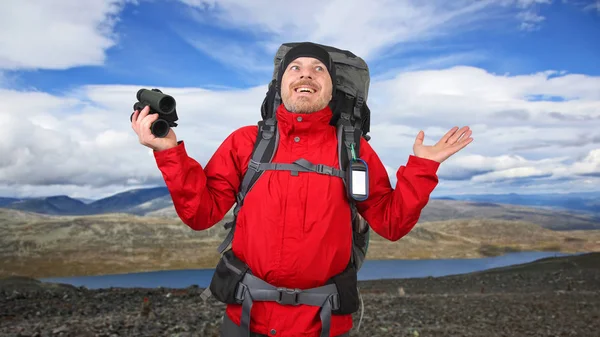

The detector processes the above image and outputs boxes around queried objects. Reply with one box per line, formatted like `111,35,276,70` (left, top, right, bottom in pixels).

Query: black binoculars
130,88,179,138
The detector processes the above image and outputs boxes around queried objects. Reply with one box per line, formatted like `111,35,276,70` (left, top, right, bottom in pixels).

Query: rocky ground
1,253,599,337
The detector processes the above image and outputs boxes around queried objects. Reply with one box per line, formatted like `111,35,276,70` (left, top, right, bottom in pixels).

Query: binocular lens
158,96,176,115
151,119,170,138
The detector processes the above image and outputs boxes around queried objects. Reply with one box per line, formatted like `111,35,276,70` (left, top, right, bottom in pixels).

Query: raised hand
131,105,178,152
413,126,473,163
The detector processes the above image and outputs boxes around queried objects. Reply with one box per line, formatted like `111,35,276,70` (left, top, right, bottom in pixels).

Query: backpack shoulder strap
217,117,279,254
336,97,370,272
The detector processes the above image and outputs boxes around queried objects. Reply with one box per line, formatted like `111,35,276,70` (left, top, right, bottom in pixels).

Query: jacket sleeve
152,128,250,230
356,138,440,241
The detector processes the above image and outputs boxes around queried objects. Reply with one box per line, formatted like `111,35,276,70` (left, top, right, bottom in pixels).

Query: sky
0,0,599,200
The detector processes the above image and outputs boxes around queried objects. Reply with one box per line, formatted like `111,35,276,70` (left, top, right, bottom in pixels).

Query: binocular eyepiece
130,88,179,138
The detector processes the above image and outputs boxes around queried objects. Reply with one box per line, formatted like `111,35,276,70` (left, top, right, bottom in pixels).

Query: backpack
217,41,372,272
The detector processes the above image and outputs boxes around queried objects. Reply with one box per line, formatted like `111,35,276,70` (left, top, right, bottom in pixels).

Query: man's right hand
131,105,178,152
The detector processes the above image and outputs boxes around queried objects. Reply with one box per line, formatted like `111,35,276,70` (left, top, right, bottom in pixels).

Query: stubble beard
282,94,330,114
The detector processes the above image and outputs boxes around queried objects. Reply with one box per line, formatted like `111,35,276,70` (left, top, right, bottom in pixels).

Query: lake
39,251,572,289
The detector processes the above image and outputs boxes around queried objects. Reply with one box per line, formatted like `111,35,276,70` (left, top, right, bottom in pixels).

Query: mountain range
0,186,600,222
0,187,172,216
0,186,599,234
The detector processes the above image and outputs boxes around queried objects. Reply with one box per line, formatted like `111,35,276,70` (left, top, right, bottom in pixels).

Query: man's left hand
413,126,473,163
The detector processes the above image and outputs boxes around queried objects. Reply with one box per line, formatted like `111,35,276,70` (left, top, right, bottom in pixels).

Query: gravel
1,253,599,337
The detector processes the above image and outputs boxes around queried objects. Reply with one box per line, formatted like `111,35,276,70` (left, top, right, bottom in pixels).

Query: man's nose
299,68,314,78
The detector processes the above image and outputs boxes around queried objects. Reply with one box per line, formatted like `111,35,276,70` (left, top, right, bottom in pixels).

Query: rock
52,325,68,334
398,287,405,296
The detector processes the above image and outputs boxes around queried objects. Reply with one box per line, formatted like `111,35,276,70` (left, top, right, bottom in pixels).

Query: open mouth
294,86,317,94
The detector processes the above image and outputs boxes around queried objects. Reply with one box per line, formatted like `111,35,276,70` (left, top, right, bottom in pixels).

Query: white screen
351,170,367,196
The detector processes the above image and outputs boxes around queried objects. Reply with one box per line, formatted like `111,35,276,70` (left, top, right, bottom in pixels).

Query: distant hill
139,198,600,230
434,191,600,215
86,187,170,214
419,199,600,230
6,196,89,215
1,187,170,216
0,197,23,207
1,208,599,279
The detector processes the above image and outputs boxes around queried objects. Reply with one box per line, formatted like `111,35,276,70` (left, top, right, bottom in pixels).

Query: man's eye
291,65,299,70
316,66,323,71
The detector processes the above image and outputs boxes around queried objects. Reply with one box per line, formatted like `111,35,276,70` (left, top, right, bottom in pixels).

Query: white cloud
176,33,274,75
584,0,600,13
561,148,600,177
431,147,600,195
0,0,128,70
0,84,266,198
370,66,600,128
176,0,554,68
1,64,599,198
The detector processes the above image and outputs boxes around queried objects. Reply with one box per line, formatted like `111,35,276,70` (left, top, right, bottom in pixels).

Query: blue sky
0,0,599,199
6,0,600,92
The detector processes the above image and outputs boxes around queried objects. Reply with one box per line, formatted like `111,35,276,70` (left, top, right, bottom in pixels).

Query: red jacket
153,104,440,336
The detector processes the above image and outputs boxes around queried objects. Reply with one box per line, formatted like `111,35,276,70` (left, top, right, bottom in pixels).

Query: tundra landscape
1,188,599,279
1,189,599,337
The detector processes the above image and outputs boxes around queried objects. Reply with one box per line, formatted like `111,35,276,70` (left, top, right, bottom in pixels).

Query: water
39,251,572,289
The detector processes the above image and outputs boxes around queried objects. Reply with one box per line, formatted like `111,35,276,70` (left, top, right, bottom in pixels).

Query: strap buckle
355,95,364,108
235,283,248,303
248,159,260,172
316,164,333,176
276,287,302,305
329,293,340,311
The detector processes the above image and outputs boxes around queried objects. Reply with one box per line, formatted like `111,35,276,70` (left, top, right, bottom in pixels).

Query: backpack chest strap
249,158,345,178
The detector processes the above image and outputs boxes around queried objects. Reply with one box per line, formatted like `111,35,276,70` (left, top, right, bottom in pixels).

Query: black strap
217,118,279,254
353,94,364,122
236,272,340,337
335,104,363,269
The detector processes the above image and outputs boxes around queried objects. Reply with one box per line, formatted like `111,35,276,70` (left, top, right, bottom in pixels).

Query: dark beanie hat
277,42,336,96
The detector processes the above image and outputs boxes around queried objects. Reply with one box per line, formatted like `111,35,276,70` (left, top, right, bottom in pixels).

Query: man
131,42,473,337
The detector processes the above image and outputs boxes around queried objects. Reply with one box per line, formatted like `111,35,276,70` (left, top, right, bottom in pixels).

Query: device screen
351,170,367,196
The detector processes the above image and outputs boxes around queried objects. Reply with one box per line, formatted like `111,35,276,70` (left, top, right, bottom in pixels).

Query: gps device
346,158,369,201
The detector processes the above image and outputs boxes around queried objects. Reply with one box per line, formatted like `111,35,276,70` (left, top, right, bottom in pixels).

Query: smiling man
131,42,473,337
277,43,335,114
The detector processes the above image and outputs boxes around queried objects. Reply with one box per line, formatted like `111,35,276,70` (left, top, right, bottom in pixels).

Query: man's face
280,57,333,113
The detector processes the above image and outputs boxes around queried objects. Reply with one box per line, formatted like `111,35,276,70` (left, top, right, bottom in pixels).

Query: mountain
434,192,600,215
125,195,175,216
75,198,97,204
1,207,599,279
5,196,89,215
0,197,23,207
86,187,170,214
419,199,600,230
0,187,170,216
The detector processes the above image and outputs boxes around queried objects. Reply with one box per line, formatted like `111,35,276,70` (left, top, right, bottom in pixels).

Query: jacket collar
275,103,333,136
